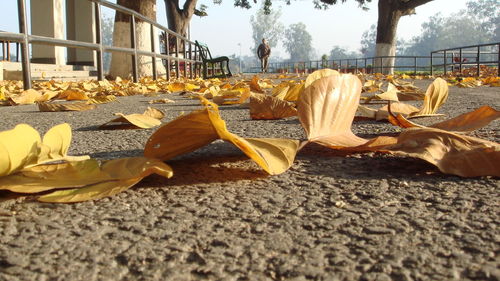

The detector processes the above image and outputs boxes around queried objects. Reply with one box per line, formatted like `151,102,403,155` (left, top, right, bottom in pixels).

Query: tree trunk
374,0,404,74
109,0,166,79
374,0,433,74
165,0,197,38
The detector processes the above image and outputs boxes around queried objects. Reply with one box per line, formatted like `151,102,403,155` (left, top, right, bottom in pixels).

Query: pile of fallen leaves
1,70,499,203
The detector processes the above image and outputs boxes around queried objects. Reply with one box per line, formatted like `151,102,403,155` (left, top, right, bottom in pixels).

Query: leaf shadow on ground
297,142,453,181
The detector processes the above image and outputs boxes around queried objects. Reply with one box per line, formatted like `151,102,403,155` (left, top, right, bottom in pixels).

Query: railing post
188,42,193,79
175,36,180,78
459,48,463,75
430,52,433,76
150,24,157,80
165,32,170,80
414,57,417,75
130,15,138,82
94,2,104,81
443,50,447,75
355,59,358,73
498,43,500,77
17,0,31,90
476,46,480,77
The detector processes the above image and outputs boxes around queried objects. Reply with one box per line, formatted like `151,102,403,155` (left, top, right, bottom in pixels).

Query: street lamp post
238,43,242,74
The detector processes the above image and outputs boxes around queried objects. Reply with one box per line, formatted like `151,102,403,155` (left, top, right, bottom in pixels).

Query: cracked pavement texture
0,76,499,281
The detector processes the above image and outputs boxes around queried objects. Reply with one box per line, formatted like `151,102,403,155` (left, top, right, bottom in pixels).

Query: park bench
195,40,232,79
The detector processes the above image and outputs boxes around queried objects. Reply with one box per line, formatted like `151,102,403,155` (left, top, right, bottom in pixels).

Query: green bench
195,40,232,79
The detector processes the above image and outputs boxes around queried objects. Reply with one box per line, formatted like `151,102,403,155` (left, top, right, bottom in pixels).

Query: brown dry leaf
249,94,297,120
376,102,420,121
38,102,96,112
0,157,173,202
59,89,89,101
408,78,448,118
9,89,42,105
389,105,500,132
99,107,164,129
304,69,339,89
249,75,264,93
362,80,382,93
375,83,399,102
386,128,500,177
149,98,175,104
213,88,251,105
356,105,377,120
144,98,299,175
38,91,59,102
87,95,117,104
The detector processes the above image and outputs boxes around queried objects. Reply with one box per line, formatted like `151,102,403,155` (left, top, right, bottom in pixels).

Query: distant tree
283,22,313,61
465,0,499,41
250,5,284,56
329,46,362,60
321,54,329,68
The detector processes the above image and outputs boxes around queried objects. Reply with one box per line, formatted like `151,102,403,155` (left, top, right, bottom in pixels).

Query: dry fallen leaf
389,105,500,132
144,98,299,175
99,107,165,129
0,157,173,202
87,95,117,104
149,98,175,104
38,102,96,112
408,78,448,118
249,94,297,120
386,128,500,177
249,75,264,93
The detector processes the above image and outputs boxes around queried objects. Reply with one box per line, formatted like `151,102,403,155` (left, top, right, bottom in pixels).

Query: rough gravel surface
0,76,499,281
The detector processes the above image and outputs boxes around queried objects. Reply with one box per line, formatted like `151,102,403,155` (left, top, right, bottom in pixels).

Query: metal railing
0,0,204,90
267,42,500,77
430,42,500,76
268,56,433,75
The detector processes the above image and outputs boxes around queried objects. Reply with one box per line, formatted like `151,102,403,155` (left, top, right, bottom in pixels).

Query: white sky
0,0,469,58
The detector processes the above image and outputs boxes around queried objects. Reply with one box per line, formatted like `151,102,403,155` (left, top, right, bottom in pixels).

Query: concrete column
30,0,65,64
66,0,96,66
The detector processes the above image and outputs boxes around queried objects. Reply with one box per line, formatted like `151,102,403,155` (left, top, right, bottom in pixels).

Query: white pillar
30,0,65,64
66,0,96,66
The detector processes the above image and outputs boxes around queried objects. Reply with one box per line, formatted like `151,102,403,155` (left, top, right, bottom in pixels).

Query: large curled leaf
298,70,368,148
145,98,299,175
386,128,500,177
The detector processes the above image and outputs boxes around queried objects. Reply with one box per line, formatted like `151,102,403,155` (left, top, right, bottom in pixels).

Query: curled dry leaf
249,75,264,93
407,78,448,118
389,105,500,132
38,102,96,112
0,157,173,202
213,88,250,105
87,95,117,104
59,89,89,101
9,89,42,105
298,71,369,148
376,102,419,121
386,128,500,177
249,94,297,120
99,107,164,129
144,98,299,175
375,83,399,102
149,98,175,104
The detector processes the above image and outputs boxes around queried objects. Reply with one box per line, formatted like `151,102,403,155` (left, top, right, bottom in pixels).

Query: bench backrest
195,40,213,61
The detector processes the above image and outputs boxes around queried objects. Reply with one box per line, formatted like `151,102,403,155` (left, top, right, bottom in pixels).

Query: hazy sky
0,0,469,58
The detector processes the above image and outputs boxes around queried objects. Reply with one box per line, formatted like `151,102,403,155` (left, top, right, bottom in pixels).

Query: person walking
257,38,271,73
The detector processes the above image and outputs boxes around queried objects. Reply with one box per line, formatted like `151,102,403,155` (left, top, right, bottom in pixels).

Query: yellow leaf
144,99,299,175
99,107,164,129
10,89,42,105
87,95,117,104
0,157,173,202
0,124,41,177
283,83,304,102
59,89,89,101
149,98,175,104
249,75,264,93
38,102,96,112
304,69,339,89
